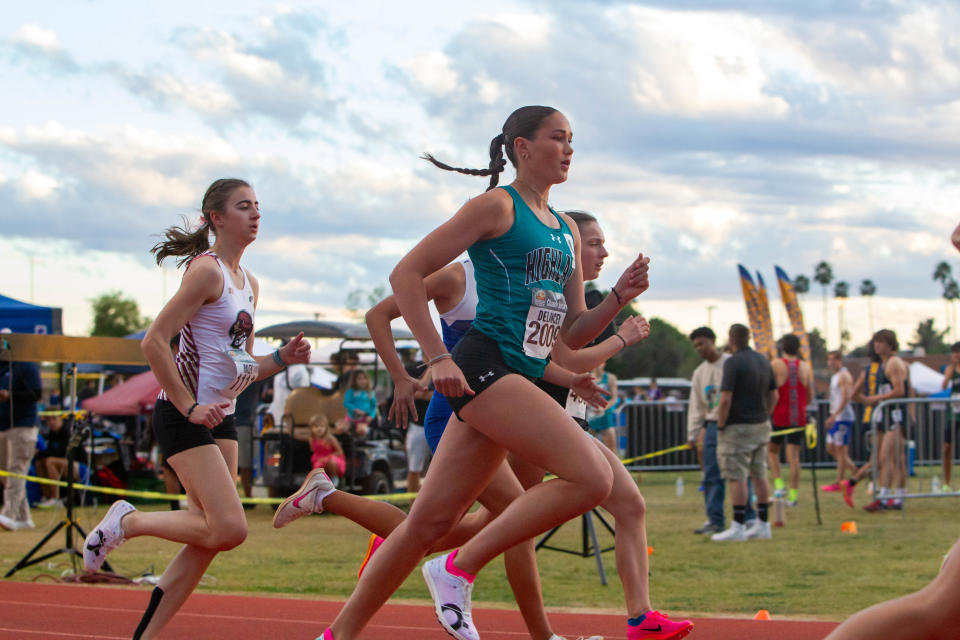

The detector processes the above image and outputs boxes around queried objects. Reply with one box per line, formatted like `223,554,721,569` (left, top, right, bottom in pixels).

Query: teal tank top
468,185,576,377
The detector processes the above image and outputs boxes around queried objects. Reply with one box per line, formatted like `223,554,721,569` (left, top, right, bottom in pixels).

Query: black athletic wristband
611,286,623,305
185,402,199,420
614,333,628,349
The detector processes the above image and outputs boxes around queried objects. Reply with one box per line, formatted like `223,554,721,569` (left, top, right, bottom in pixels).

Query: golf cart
256,320,413,495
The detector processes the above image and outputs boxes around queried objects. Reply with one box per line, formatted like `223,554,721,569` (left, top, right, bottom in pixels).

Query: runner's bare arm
550,315,650,373
390,190,512,397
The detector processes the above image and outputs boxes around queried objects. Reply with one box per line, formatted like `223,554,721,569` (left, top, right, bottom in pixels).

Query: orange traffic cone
753,610,771,620
647,546,654,556
841,521,858,534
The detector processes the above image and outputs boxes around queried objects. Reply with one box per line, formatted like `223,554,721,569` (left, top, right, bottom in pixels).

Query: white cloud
398,51,459,95
17,170,59,199
12,24,59,50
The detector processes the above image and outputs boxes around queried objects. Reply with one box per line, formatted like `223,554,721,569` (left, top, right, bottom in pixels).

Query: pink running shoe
841,480,855,508
821,482,841,492
627,611,693,640
358,534,384,578
273,468,336,529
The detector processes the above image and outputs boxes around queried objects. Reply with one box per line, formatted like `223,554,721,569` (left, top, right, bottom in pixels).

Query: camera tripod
5,365,113,578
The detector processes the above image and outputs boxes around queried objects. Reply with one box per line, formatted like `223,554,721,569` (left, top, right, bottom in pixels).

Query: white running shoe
422,553,479,640
711,521,746,542
84,500,136,572
745,519,772,540
273,468,336,529
0,514,35,531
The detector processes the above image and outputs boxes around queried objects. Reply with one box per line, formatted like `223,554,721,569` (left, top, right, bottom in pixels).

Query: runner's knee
208,517,248,551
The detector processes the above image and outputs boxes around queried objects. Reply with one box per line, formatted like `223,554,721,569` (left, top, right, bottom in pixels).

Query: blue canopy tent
0,294,62,335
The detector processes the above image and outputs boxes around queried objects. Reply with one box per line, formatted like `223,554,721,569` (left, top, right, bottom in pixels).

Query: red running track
0,581,838,639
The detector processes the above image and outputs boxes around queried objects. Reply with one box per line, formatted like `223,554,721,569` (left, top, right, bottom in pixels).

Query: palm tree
814,261,834,348
794,275,810,295
934,261,952,284
834,281,849,351
860,279,877,336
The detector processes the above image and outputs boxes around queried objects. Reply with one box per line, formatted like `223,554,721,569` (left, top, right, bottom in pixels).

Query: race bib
565,389,587,420
523,288,567,359
218,348,259,399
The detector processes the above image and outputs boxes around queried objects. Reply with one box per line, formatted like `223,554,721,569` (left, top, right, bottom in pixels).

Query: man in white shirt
268,339,311,427
687,326,755,534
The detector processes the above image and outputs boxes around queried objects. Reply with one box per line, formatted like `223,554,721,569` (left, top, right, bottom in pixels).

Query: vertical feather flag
755,271,777,360
775,266,812,362
738,265,775,358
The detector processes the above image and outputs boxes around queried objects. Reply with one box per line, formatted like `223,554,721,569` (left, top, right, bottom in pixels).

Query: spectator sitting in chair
34,414,85,508
341,370,377,438
309,414,345,483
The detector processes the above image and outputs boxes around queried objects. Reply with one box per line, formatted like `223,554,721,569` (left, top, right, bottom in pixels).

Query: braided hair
422,106,559,191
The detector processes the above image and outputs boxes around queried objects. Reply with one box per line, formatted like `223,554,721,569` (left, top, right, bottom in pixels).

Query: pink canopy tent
81,371,161,416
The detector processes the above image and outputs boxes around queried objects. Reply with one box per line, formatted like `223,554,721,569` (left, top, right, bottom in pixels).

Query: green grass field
2,468,955,621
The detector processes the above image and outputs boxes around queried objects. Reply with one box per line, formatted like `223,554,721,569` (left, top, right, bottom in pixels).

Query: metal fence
617,397,956,473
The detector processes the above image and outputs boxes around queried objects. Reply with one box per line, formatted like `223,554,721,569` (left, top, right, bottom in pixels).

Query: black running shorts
153,398,237,459
445,328,533,419
770,424,804,446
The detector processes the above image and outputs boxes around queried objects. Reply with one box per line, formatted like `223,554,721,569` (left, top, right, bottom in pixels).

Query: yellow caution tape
38,410,89,418
618,424,809,466
0,469,416,505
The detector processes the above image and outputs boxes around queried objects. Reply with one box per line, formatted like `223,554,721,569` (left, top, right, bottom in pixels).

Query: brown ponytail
422,105,558,191
151,178,250,267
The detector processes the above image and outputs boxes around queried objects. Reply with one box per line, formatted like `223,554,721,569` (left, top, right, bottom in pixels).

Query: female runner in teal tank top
318,107,681,640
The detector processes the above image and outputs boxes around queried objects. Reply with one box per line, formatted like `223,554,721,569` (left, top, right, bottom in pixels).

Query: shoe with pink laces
821,482,841,492
627,611,693,639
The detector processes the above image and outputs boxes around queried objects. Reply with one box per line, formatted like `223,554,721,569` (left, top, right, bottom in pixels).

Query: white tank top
160,252,258,414
439,259,478,326
829,367,855,421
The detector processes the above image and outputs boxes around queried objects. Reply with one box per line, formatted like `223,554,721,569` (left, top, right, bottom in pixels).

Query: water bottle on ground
932,475,941,494
675,476,684,497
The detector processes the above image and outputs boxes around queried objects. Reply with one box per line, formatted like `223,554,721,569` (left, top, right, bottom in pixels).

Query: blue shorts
423,391,453,453
827,420,854,447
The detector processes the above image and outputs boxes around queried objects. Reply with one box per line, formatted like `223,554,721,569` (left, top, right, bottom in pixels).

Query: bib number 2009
523,288,567,360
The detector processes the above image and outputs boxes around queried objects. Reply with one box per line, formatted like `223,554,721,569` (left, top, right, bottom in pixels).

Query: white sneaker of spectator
36,497,62,509
0,514,35,530
711,521,747,542
745,519,772,540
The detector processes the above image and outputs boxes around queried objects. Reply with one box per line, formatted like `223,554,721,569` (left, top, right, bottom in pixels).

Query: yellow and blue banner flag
738,265,776,358
775,265,811,362
755,271,777,359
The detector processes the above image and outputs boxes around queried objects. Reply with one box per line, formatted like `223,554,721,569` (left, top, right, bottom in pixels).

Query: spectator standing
862,329,910,512
769,333,814,507
712,324,777,542
0,354,42,531
688,326,759,534
940,342,960,491
822,351,857,493
397,351,432,493
588,361,619,453
646,378,663,401
234,379,264,505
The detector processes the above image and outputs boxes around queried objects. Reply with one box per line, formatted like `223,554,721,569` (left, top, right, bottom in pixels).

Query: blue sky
2,1,959,348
